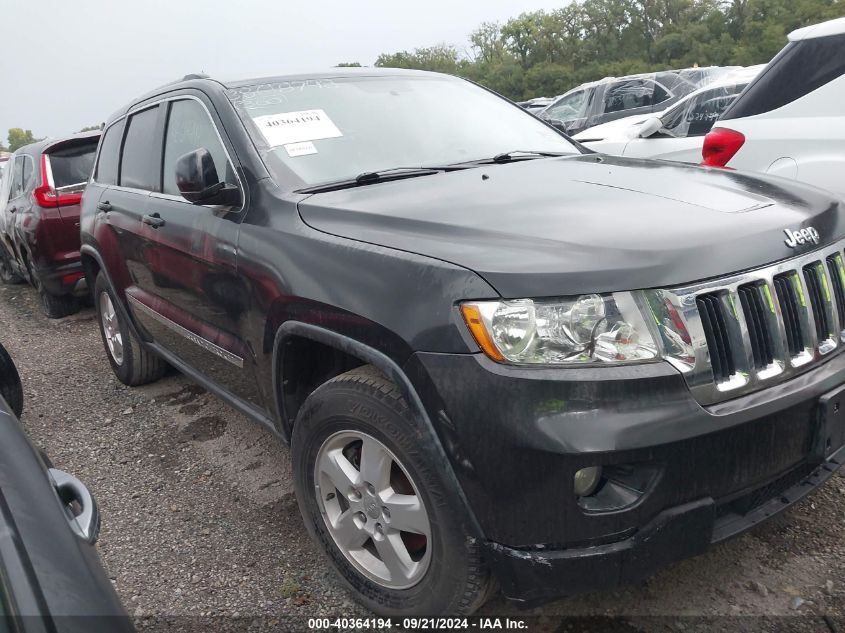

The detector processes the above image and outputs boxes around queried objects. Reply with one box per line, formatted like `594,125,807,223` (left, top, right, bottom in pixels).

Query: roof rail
182,73,210,81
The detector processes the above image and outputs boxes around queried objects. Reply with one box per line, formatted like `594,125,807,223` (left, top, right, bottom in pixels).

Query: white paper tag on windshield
284,141,318,157
252,109,342,147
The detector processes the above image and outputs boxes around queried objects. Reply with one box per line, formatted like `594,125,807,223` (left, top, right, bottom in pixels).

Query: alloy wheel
99,292,124,365
314,430,432,589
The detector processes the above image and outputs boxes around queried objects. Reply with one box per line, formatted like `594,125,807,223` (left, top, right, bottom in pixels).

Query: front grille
803,262,832,342
697,294,735,381
773,272,806,356
665,240,845,404
827,254,845,332
737,283,774,369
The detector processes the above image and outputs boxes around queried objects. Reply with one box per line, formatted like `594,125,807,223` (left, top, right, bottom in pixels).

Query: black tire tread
40,290,79,319
297,365,495,616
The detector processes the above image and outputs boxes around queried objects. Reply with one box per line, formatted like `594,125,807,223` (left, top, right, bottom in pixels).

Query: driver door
125,95,259,405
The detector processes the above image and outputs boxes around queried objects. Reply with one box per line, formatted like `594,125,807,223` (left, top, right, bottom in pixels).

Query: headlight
461,292,674,365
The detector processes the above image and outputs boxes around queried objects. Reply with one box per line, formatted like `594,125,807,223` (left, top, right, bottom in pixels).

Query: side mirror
638,117,663,139
175,149,240,206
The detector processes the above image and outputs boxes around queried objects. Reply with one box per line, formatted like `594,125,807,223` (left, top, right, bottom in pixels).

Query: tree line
368,0,844,101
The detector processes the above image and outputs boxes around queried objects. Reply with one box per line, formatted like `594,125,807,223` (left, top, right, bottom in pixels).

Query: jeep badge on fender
784,226,821,248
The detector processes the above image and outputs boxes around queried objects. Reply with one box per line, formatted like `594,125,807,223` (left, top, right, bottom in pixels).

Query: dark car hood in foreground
298,155,845,297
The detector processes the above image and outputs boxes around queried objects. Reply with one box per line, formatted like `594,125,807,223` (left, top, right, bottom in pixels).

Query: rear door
125,94,257,405
5,154,36,265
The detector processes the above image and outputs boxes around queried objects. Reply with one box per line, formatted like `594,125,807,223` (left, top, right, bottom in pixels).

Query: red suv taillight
701,128,745,168
32,154,82,208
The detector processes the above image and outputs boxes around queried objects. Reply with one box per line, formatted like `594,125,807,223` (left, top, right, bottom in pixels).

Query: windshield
227,74,579,188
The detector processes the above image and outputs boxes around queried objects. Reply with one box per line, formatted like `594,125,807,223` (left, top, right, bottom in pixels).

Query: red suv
0,131,100,317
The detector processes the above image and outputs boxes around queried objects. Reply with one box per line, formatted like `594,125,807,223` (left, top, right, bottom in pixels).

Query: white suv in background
703,17,845,197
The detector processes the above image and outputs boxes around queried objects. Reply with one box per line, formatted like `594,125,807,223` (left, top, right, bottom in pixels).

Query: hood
573,113,654,142
298,155,845,298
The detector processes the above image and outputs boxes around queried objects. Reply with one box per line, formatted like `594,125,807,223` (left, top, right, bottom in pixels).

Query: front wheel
291,366,494,616
94,272,166,386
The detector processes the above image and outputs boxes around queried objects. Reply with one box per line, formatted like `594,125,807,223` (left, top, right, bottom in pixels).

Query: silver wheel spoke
331,510,368,549
319,448,361,492
375,532,415,582
382,492,429,536
314,430,431,589
359,435,392,491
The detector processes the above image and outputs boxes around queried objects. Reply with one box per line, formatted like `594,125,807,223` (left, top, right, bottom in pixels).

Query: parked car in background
80,68,845,616
703,17,845,198
0,341,134,633
539,66,740,137
574,65,764,162
0,131,100,317
0,153,10,177
517,96,552,113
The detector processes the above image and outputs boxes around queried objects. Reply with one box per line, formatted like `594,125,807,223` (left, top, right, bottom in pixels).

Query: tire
94,272,166,386
291,365,493,616
0,248,23,285
24,259,79,319
39,290,79,319
0,342,23,418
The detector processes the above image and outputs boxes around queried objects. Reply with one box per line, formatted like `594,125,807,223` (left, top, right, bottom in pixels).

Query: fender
272,321,485,539
80,245,147,345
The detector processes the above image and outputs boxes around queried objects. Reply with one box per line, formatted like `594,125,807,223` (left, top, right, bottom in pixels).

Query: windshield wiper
488,150,571,163
297,165,470,194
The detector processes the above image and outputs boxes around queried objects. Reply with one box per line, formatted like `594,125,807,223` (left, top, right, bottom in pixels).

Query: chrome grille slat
662,240,845,405
826,254,845,337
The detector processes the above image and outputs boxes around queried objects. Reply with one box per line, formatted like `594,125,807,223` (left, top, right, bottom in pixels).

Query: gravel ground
1,281,843,632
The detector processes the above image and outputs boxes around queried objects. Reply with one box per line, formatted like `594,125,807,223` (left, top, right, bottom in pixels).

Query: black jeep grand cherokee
80,69,845,615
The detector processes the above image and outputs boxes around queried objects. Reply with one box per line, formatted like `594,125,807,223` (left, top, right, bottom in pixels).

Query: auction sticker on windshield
252,109,342,147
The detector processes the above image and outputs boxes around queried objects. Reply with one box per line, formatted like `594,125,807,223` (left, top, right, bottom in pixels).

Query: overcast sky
0,0,565,138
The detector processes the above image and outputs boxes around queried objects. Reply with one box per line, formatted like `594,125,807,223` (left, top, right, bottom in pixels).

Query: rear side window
161,99,232,196
95,121,124,185
120,106,159,190
48,140,98,189
662,83,747,138
603,80,664,113
8,156,34,200
723,34,845,119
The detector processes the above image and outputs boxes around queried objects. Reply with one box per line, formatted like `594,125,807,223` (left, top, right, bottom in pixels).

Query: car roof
789,16,845,41
114,67,455,120
14,130,101,157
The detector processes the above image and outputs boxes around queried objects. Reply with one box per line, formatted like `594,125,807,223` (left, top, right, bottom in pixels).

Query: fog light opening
574,466,603,498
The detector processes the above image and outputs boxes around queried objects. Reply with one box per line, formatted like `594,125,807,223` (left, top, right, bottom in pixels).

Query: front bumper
404,349,845,604
483,446,843,605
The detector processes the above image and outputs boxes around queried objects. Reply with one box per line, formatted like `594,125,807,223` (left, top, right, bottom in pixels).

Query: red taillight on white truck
32,154,82,208
701,128,746,168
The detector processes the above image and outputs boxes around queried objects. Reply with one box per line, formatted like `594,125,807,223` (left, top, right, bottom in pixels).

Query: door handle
97,201,112,212
142,213,165,228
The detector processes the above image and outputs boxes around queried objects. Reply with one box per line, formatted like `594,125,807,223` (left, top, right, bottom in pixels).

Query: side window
8,156,32,200
162,99,232,196
8,158,23,200
95,120,125,186
21,156,34,195
652,82,672,105
603,80,656,113
662,84,746,138
119,106,160,190
723,34,845,119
